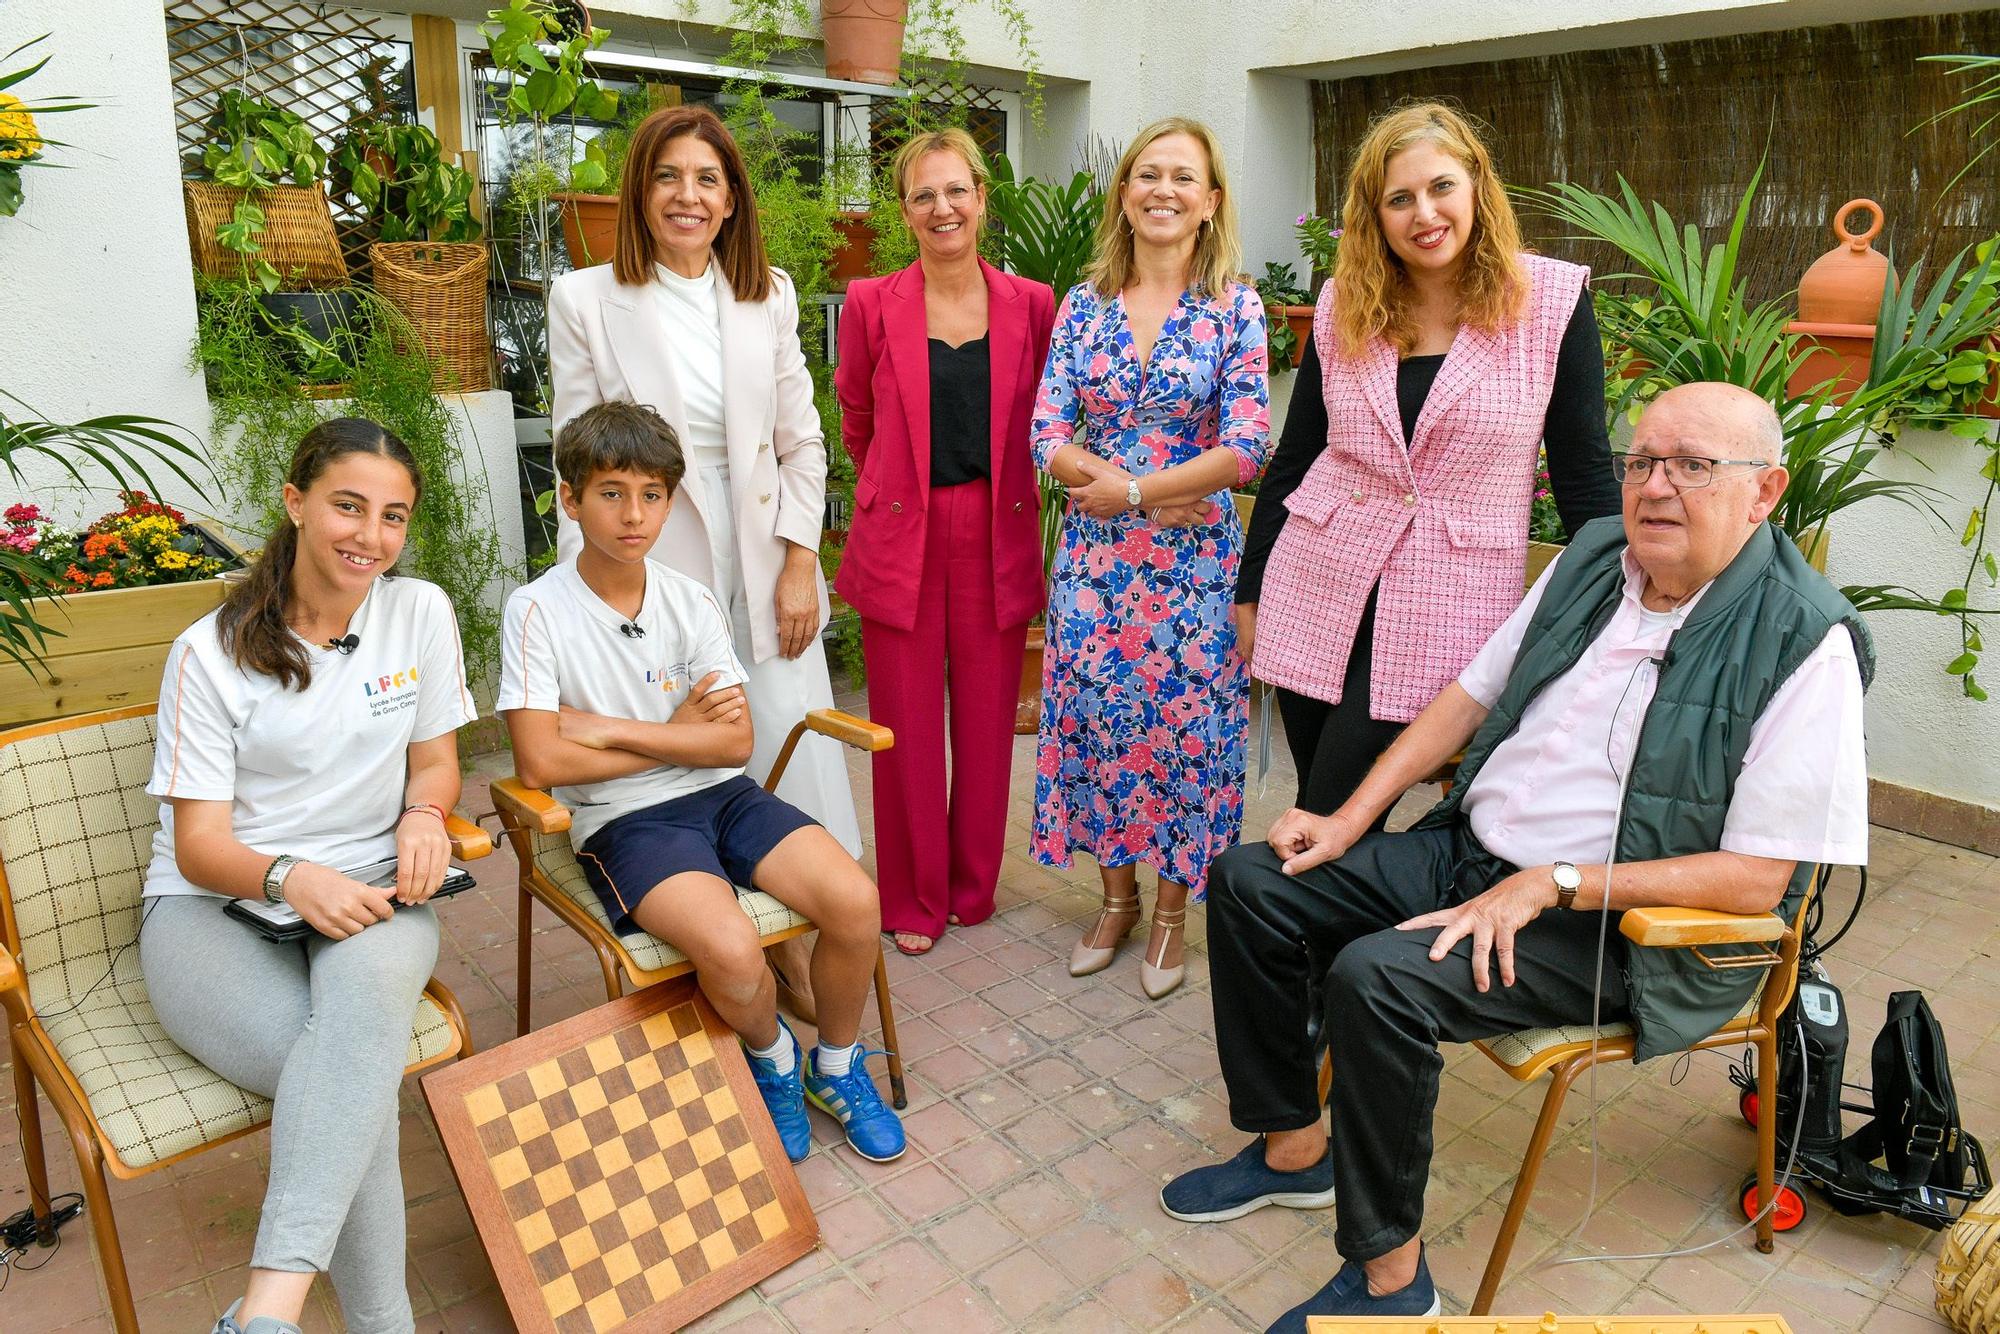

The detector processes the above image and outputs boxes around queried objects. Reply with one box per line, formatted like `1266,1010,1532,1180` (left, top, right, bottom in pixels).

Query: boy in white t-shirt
499,401,904,1164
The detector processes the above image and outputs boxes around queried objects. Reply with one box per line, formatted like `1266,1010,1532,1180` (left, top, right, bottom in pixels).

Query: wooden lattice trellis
165,0,416,274
868,77,1008,164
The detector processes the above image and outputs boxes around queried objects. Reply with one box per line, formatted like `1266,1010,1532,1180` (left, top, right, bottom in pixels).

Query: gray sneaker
212,1298,303,1334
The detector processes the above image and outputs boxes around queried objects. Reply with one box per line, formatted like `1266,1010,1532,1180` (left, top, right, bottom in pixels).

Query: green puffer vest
1414,516,1873,1062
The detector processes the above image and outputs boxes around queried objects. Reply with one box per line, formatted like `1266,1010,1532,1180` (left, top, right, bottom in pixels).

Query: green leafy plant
197,90,329,292
1255,261,1311,370
0,391,209,675
1916,53,2000,194
986,154,1100,297
1294,212,1342,280
1868,236,2000,438
0,34,92,219
196,282,507,688
1524,168,2000,698
330,121,483,244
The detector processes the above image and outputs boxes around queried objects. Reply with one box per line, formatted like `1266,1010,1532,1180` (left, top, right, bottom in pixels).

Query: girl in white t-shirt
138,419,476,1334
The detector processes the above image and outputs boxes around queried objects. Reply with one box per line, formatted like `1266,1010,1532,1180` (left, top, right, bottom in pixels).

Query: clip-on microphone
619,622,645,639
327,633,361,655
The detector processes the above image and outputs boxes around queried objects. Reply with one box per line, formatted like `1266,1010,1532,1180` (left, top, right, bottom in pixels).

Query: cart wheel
1740,1089,1759,1128
1740,1176,1807,1231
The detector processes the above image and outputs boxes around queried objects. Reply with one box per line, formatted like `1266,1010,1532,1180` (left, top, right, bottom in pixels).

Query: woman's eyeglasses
905,184,977,211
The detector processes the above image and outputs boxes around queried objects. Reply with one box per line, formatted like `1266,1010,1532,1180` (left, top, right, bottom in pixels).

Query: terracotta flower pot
1786,199,1888,403
821,0,909,86
553,191,618,268
830,210,873,289
1276,304,1314,369
1016,624,1045,735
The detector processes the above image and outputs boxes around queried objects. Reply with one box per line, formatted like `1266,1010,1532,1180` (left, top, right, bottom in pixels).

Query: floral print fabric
1028,280,1271,898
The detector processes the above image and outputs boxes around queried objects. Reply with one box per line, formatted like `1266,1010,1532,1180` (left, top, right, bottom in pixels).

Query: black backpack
1833,991,1973,1211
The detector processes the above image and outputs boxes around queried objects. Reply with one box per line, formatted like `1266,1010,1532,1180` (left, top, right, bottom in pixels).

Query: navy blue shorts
576,776,817,933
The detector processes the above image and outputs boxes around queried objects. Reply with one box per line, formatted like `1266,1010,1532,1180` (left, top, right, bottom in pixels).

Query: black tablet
225,864,480,942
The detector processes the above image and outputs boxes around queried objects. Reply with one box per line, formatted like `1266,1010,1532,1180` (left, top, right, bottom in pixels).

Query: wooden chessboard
423,980,817,1333
1304,1317,1795,1332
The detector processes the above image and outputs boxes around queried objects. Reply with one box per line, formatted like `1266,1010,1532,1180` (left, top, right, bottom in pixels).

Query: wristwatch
1126,479,1143,508
262,854,300,904
1552,860,1582,910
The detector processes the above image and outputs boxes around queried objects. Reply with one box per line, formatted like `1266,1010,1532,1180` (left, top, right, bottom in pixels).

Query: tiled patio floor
4,687,1996,1332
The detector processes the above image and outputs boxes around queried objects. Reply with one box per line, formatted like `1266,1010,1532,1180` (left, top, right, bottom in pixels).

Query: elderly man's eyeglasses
905,184,976,211
1610,452,1769,489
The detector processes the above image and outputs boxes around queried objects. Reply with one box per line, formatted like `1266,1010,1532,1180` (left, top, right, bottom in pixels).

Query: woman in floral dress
1031,116,1271,1001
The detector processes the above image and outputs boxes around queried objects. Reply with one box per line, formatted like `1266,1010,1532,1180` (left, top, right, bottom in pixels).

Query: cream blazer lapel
599,285,714,537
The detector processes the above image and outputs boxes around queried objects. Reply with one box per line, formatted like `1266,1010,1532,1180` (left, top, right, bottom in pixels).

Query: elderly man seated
1162,382,1871,1327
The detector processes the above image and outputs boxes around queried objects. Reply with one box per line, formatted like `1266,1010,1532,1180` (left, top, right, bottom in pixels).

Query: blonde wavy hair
1086,117,1241,301
890,126,991,240
1331,101,1527,359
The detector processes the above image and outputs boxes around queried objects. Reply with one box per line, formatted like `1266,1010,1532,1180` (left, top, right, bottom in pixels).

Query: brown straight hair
216,418,423,691
611,105,772,303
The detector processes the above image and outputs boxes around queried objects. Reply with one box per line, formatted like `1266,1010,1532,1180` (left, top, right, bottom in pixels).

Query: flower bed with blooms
1528,450,1565,544
4,494,230,591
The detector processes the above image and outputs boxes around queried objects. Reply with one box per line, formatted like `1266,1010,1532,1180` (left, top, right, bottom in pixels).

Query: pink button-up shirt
1456,547,1869,871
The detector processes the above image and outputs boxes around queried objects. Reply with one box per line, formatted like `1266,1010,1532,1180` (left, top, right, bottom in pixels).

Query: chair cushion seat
529,828,809,977
1477,996,1761,1079
37,977,457,1172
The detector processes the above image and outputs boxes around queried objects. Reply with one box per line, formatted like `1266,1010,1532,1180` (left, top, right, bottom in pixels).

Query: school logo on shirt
644,662,693,694
362,665,422,719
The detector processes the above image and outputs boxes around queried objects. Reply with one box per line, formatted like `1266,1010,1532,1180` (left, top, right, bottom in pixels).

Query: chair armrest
492,777,572,835
0,948,31,1027
806,708,894,753
1619,906,1786,949
446,813,493,861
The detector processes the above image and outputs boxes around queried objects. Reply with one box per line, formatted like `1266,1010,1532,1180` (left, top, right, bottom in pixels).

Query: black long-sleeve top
1237,288,1620,605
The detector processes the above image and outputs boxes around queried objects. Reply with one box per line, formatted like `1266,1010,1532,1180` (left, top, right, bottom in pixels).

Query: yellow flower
154,549,193,571
0,93,41,161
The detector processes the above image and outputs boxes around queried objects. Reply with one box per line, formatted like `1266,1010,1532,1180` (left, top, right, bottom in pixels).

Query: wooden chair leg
1754,1025,1778,1254
8,1029,56,1245
64,1119,137,1333
1316,1046,1333,1109
1472,1054,1590,1316
872,947,907,1110
516,882,535,1037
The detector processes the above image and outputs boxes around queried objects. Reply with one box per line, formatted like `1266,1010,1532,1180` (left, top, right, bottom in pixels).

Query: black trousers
1276,584,1406,823
1206,823,1631,1262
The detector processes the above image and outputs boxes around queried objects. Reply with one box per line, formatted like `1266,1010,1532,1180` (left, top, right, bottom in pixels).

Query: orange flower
90,571,116,588
63,564,86,585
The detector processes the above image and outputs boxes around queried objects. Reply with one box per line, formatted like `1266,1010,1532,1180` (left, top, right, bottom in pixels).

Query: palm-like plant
1521,169,2000,695
1,393,209,675
1915,53,2000,194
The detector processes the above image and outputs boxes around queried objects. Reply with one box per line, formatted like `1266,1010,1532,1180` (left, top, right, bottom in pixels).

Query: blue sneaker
1160,1137,1337,1222
1267,1247,1440,1331
802,1048,907,1163
744,1019,811,1163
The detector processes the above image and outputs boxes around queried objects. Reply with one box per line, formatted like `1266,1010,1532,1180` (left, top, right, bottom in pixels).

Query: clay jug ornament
1786,199,1889,401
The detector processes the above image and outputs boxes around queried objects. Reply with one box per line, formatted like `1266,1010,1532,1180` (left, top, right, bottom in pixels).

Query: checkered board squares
425,981,816,1333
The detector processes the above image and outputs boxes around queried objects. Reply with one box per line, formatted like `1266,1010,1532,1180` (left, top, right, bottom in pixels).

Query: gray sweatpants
141,895,439,1334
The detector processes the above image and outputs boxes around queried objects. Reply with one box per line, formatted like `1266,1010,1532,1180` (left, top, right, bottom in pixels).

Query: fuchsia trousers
859,478,1029,938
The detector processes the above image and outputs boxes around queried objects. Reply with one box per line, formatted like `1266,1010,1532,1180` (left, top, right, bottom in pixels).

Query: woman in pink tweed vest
1239,102,1619,826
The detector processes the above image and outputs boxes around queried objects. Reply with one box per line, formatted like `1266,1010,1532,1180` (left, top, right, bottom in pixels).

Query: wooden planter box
0,576,242,727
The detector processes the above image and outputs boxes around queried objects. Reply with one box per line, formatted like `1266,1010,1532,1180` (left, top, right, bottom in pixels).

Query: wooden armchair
493,708,907,1108
0,705,483,1333
1465,879,1816,1314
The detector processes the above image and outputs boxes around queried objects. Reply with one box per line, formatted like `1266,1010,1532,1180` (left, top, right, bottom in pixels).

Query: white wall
1,0,213,526
1825,425,2000,808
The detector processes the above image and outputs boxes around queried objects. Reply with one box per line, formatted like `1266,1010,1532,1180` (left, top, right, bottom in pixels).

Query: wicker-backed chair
0,705,484,1333
494,708,907,1108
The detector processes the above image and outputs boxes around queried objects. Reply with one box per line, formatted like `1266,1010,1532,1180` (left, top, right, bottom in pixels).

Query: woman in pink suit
835,128,1057,956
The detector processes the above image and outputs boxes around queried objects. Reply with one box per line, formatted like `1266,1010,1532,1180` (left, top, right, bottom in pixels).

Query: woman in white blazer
548,104,861,868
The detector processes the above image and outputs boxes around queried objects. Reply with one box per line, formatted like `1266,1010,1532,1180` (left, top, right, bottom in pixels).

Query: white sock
816,1041,859,1076
746,1027,795,1075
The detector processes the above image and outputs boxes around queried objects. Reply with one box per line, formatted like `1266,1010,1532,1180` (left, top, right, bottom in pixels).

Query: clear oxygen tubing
1532,647,1811,1276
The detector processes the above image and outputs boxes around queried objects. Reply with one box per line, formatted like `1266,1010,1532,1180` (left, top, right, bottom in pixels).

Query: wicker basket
1938,1183,2000,1332
370,242,492,393
183,181,347,287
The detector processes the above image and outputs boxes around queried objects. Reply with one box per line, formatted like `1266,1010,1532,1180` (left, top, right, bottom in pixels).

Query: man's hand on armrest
1268,682,1491,876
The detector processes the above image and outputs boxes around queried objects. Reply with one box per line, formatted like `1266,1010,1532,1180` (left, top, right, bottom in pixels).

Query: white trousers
697,458,862,855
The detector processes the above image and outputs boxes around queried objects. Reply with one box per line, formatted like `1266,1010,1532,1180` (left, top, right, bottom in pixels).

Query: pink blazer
548,261,828,665
833,259,1056,631
1253,253,1587,720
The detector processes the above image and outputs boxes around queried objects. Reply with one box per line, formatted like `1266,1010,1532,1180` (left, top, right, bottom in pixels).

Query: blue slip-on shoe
1159,1136,1337,1222
744,1018,812,1163
1266,1247,1441,1332
802,1047,908,1163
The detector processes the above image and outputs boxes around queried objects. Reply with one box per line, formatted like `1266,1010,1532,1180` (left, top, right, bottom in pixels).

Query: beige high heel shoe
1069,891,1141,977
1140,904,1187,1000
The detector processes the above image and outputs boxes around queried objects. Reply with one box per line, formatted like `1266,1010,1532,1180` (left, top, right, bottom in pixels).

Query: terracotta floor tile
974,1246,1075,1324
